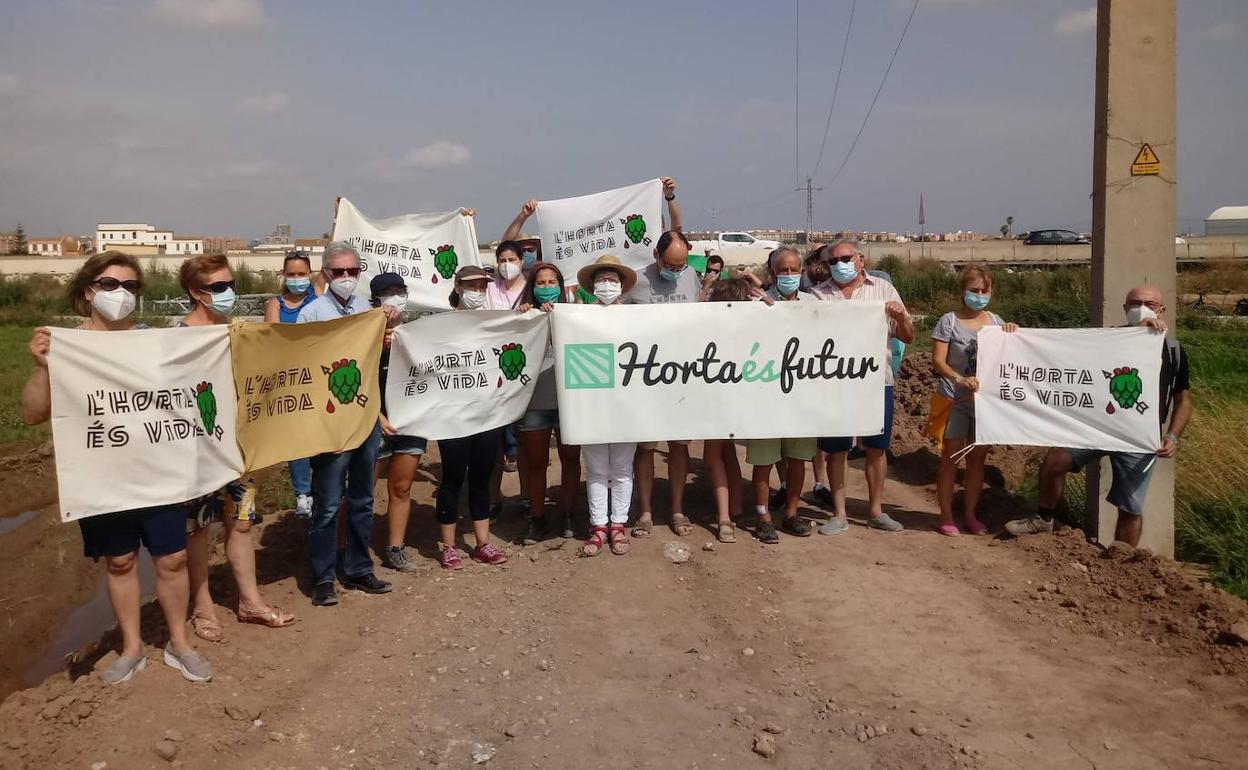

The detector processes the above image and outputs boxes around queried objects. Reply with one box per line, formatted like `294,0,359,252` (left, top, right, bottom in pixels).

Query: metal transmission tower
796,176,822,244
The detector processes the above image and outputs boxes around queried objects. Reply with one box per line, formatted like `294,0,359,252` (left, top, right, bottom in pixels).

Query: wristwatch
664,194,675,201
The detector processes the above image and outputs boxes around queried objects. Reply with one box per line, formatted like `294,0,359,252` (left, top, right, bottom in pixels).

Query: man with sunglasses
810,238,915,534
297,242,402,606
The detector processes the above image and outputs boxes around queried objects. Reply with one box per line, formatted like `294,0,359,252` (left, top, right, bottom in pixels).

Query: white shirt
810,272,907,385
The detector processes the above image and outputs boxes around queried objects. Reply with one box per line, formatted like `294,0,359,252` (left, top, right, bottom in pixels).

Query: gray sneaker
99,654,147,685
163,644,213,682
294,494,313,518
1004,514,1054,537
868,513,904,532
381,545,417,573
819,517,850,536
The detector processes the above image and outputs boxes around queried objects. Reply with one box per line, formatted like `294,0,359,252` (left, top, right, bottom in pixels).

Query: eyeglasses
329,267,361,278
1126,300,1163,310
93,277,142,293
521,248,538,254
202,280,236,294
828,254,859,264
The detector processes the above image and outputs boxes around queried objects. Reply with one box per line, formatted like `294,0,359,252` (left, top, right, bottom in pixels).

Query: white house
96,223,204,255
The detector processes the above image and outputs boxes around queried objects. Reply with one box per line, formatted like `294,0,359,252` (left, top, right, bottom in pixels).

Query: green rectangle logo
563,343,615,389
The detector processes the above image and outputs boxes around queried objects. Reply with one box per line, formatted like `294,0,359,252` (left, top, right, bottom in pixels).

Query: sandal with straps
669,513,694,537
238,605,297,628
608,524,630,555
582,526,607,557
190,612,223,643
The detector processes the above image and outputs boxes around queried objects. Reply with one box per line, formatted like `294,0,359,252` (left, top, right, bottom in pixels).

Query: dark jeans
309,423,382,585
288,457,312,496
436,429,502,524
503,425,518,459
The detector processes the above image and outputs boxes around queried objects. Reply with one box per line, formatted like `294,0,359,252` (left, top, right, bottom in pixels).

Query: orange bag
924,392,955,452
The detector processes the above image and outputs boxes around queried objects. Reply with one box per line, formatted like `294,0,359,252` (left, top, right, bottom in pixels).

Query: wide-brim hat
576,255,637,293
454,265,489,283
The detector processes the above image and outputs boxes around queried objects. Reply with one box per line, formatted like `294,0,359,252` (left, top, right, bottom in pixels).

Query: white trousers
582,442,636,526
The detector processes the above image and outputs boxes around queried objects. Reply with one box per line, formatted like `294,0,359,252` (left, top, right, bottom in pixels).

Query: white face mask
381,294,408,312
330,276,358,299
498,262,522,281
460,289,487,310
593,281,622,305
91,288,136,322
1126,305,1157,327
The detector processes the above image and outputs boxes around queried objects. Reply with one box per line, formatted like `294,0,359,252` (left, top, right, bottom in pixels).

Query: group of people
20,176,1193,686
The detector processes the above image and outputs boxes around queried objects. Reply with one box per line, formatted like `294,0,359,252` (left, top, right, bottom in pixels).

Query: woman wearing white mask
369,273,427,574
179,254,295,642
263,251,322,517
930,265,1017,537
573,256,638,555
486,240,529,310
432,266,508,568
20,252,214,684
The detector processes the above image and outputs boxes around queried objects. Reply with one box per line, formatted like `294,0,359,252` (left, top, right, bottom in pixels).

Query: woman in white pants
575,256,639,556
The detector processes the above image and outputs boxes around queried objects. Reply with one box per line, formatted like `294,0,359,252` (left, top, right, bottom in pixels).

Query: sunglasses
93,277,142,293
828,254,858,264
329,267,362,278
202,280,236,294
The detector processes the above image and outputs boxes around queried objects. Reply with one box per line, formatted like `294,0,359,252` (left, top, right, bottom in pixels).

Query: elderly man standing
297,242,400,606
1006,285,1191,548
810,238,915,534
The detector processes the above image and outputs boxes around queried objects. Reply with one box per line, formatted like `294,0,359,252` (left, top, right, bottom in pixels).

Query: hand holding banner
48,326,243,521
332,198,481,311
973,327,1164,453
230,310,385,471
385,310,550,440
551,302,888,445
534,179,663,284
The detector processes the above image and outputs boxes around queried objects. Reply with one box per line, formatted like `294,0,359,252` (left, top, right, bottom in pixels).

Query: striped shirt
810,273,908,385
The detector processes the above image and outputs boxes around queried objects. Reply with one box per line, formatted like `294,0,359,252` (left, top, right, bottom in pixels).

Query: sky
1,0,1245,241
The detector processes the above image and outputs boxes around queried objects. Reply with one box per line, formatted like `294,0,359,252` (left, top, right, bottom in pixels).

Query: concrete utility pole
796,176,822,244
1088,0,1177,556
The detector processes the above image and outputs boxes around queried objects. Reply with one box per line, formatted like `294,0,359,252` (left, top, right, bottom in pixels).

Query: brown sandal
237,606,297,628
718,522,737,543
670,513,694,537
608,524,631,555
631,517,653,538
190,612,224,642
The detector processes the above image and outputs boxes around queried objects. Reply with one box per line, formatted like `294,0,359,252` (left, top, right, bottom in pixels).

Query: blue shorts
1067,449,1155,516
517,408,558,432
379,434,428,459
78,503,189,560
818,386,895,454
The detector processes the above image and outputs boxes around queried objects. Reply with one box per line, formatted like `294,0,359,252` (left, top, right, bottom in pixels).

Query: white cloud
0,74,19,95
1054,7,1096,38
236,92,289,114
151,0,268,30
1200,21,1238,41
400,141,472,170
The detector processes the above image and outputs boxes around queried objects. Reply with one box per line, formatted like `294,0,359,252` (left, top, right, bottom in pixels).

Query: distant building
294,238,328,257
1205,206,1248,237
96,223,203,256
26,236,82,257
0,231,17,255
204,236,248,254
258,223,294,247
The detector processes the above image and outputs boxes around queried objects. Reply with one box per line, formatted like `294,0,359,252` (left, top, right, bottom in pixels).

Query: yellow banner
229,310,385,471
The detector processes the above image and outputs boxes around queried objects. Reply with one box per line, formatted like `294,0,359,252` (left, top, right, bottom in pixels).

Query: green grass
0,326,48,447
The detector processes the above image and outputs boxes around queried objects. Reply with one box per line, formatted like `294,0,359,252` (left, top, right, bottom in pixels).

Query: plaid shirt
810,273,908,385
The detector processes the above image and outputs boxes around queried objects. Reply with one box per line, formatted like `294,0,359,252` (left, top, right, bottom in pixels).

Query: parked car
1023,229,1090,245
689,231,782,261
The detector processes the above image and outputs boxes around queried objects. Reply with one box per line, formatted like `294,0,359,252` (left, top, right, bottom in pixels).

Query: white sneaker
1004,514,1054,537
295,494,313,518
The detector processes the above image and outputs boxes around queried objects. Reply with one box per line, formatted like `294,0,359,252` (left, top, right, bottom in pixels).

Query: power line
810,0,857,180
824,0,920,187
794,0,800,190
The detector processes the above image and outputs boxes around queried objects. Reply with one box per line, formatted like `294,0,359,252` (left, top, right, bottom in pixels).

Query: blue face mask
285,276,311,294
533,285,562,304
830,260,859,285
209,287,237,315
522,249,538,266
775,274,801,296
660,265,686,282
964,291,991,311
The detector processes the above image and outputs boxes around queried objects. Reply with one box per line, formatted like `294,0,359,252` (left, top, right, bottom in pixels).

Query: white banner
551,302,888,444
48,326,244,522
385,310,551,440
974,327,1164,453
535,178,663,284
332,197,481,312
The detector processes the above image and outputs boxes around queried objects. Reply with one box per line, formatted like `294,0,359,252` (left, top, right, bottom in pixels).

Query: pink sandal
963,517,989,536
582,526,607,557
937,523,960,537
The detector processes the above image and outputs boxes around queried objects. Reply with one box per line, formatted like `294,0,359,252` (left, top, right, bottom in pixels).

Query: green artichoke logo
194,381,217,435
1105,366,1143,414
429,244,458,283
324,358,363,413
619,213,647,249
497,343,526,383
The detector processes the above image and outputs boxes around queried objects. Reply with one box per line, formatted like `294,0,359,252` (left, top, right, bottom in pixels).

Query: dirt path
1,438,1245,770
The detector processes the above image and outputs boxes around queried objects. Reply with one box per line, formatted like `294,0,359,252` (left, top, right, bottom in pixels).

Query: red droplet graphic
327,399,336,414
1105,403,1115,414
431,275,438,284
497,376,503,388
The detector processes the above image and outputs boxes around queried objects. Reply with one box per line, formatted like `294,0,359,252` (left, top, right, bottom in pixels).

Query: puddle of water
0,510,39,537
25,552,157,686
